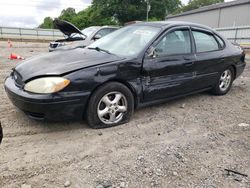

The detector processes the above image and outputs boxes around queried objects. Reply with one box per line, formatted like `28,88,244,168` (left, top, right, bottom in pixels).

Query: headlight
24,77,70,94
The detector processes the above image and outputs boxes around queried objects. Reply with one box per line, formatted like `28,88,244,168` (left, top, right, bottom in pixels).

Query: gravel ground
0,42,250,188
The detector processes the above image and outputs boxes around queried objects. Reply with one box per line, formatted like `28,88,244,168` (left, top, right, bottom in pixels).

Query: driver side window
155,29,191,57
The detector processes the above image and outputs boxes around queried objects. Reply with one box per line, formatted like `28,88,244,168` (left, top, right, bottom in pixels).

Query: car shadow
10,113,92,136
13,88,240,135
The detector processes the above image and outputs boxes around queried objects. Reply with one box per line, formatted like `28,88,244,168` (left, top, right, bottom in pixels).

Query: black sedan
4,21,246,128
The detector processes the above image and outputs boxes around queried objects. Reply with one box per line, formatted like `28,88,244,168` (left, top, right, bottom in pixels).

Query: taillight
241,50,245,62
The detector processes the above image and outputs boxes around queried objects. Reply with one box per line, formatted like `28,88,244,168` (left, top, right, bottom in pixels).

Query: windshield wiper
88,47,112,55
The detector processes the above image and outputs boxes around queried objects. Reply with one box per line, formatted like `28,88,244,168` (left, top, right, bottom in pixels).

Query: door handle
184,62,194,66
184,57,192,61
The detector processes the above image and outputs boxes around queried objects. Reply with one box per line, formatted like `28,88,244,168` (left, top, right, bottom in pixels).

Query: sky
0,0,92,28
0,0,230,28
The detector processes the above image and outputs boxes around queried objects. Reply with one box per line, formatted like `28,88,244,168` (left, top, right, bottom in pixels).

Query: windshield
82,27,99,37
88,25,161,57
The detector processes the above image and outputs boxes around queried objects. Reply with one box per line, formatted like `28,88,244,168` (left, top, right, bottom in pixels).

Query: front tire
86,82,134,129
211,67,234,95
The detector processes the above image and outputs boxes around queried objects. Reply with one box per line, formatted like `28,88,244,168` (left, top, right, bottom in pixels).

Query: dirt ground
0,41,249,188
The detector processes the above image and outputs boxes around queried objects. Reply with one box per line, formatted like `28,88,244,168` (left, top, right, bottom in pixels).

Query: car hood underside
54,19,83,37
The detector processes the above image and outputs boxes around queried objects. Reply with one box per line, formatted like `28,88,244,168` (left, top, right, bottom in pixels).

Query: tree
39,8,77,29
165,0,182,15
149,0,182,19
58,8,77,23
92,0,147,24
39,17,54,29
92,0,181,24
39,0,183,29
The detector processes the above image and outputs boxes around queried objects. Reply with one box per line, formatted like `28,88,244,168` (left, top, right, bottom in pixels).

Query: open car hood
54,19,84,37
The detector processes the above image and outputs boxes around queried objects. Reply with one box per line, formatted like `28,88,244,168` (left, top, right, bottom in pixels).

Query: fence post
234,27,238,43
19,28,22,41
0,27,2,40
52,29,55,40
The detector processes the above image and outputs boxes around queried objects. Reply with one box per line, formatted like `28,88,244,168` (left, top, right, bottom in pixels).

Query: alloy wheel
97,92,128,124
219,69,232,92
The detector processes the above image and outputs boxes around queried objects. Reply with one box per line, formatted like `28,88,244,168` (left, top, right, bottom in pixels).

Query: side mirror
93,34,102,40
147,46,156,58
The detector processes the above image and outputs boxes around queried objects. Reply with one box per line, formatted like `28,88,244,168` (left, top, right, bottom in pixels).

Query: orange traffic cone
9,53,25,60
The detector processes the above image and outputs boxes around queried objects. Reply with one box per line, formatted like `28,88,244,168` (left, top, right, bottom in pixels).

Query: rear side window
192,30,220,53
214,34,225,48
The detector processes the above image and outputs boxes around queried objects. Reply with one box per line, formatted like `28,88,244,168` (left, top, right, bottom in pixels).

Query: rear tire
211,67,234,95
86,82,134,129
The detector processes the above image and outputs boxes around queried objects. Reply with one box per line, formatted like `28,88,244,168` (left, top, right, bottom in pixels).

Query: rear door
191,28,226,89
142,26,196,102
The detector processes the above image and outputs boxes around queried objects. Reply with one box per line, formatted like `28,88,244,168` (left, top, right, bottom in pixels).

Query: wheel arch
231,64,237,80
86,79,139,113
225,64,236,80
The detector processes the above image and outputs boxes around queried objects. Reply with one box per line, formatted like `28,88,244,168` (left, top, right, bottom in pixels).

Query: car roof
134,21,213,30
85,26,119,29
100,26,119,29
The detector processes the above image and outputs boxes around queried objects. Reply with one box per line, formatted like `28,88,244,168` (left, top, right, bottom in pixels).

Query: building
166,0,250,28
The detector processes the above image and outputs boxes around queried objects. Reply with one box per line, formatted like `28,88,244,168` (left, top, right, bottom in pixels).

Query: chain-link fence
216,26,250,47
0,26,64,41
1,25,250,47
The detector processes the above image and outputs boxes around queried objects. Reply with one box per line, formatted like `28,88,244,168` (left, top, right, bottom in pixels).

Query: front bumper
4,76,90,121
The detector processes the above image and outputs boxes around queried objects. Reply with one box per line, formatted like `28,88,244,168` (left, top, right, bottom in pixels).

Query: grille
13,70,23,88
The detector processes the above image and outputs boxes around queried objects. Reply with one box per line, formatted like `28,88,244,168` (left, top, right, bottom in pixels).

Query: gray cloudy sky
0,0,92,28
0,0,229,28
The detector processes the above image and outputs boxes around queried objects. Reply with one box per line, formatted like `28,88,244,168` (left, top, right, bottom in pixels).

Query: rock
238,123,249,127
144,168,151,174
155,168,163,176
102,180,112,187
173,171,178,176
98,132,103,136
120,181,126,187
64,180,71,187
180,103,186,108
175,152,183,159
137,155,144,161
96,185,104,188
84,164,92,170
21,184,31,188
20,167,25,171
96,181,112,188
181,157,187,163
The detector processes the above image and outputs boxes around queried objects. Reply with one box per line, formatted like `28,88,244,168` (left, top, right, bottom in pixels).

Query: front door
142,27,196,102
